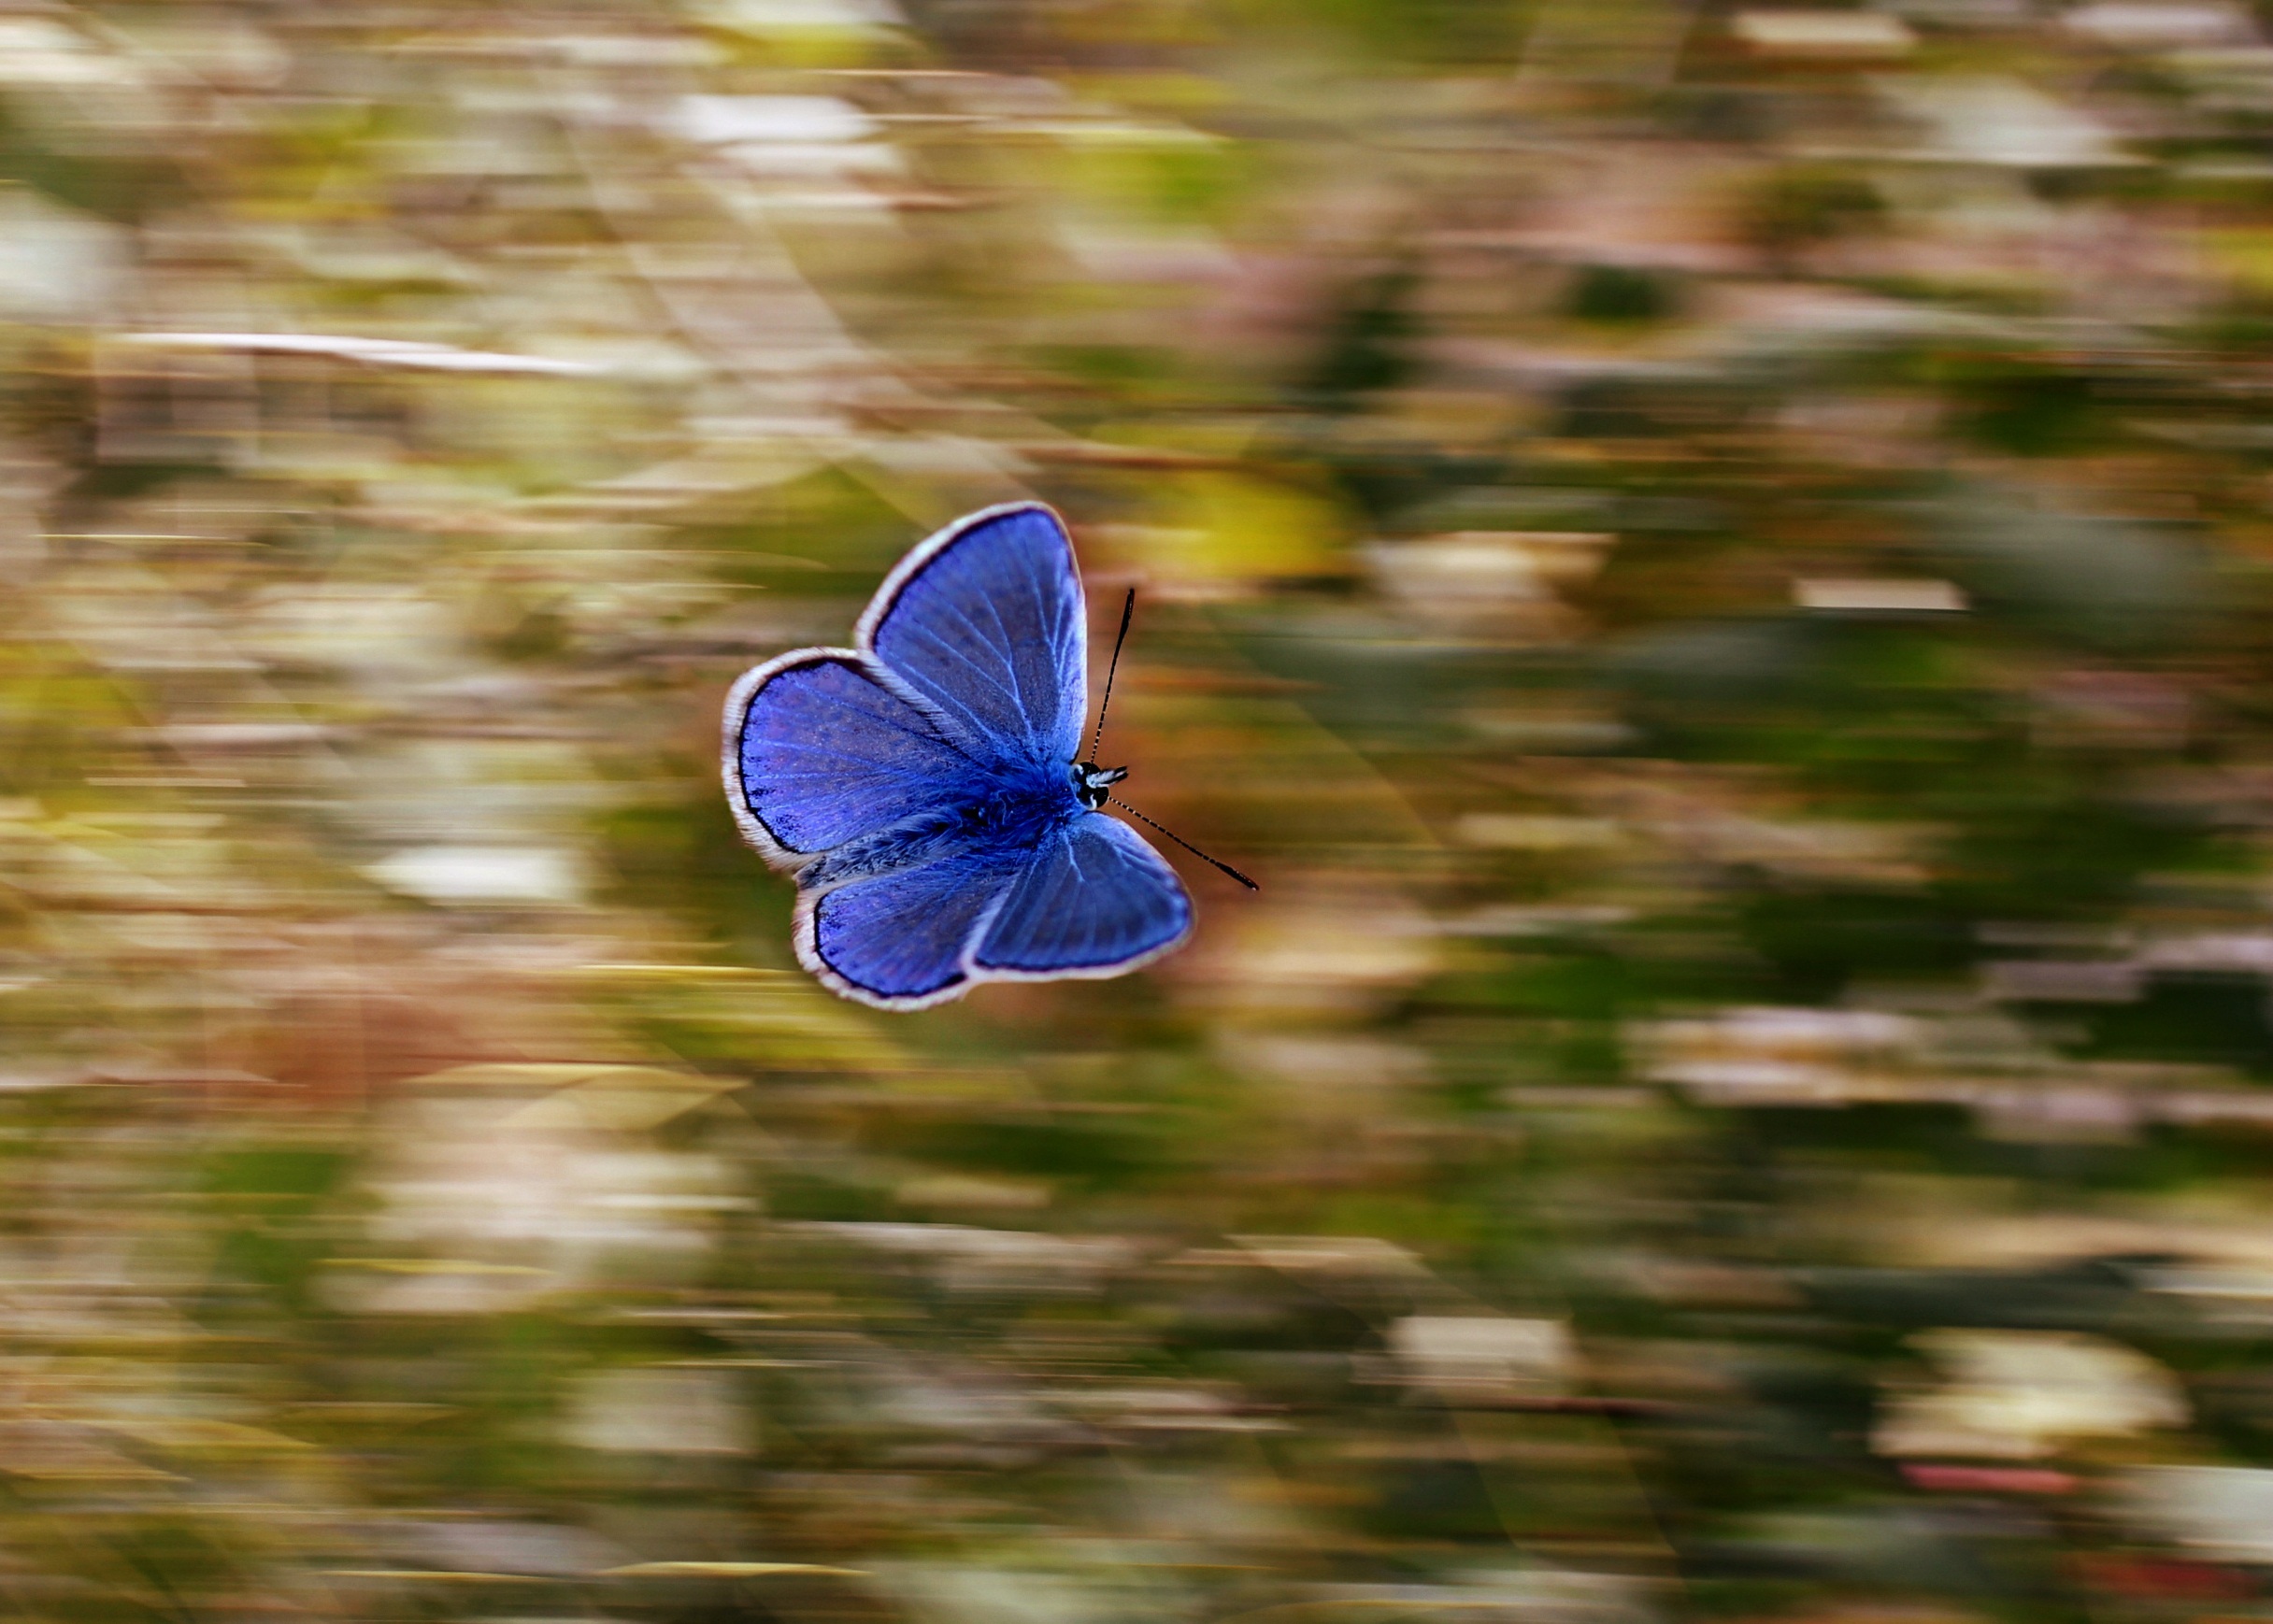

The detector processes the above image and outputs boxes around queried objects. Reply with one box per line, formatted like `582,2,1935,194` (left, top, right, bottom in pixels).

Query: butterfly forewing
728,653,982,862
863,505,1089,768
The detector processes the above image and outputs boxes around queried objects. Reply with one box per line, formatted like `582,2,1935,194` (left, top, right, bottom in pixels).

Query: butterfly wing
859,503,1088,768
724,650,988,864
803,815,1192,1007
797,850,1019,1010
727,502,1199,1011
972,814,1194,979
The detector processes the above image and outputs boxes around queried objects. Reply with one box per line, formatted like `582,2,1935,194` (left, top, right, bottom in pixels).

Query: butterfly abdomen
799,777,1076,891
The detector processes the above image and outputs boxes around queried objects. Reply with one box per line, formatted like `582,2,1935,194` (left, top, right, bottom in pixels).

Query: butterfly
722,502,1254,1011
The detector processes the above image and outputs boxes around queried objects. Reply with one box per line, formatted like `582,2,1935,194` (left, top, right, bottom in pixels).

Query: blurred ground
11,0,2273,1619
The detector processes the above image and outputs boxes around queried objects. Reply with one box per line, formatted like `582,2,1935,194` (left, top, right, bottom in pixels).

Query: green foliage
1565,263,1686,323
1212,0,1534,62
1738,166,1886,264
1305,265,1422,400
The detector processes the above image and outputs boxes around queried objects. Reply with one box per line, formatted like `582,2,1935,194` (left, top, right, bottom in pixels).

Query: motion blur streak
0,0,2268,1619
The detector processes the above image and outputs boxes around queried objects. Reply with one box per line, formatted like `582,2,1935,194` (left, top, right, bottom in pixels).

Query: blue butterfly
722,502,1254,1011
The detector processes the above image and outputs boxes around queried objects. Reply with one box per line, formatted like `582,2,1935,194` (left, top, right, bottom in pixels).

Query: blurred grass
6,0,2273,1621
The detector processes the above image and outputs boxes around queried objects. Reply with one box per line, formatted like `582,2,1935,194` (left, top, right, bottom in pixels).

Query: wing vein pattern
977,818,1191,976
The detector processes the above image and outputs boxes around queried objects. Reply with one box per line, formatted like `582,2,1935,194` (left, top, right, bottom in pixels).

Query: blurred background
15,0,2273,1619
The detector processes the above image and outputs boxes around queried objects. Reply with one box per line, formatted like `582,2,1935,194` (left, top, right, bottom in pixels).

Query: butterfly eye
1073,762,1127,809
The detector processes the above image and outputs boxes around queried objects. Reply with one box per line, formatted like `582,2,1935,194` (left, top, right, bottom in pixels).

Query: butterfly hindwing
974,814,1193,977
727,651,983,862
799,849,1018,1008
862,504,1088,768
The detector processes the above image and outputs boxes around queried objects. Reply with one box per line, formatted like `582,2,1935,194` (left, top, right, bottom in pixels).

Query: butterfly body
722,503,1199,1010
795,766,1079,892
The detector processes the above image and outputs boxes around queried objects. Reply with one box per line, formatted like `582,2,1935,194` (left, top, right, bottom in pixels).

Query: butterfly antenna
1109,798,1259,890
1087,587,1136,762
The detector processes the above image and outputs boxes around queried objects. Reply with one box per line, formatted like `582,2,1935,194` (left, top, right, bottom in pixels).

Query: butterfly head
1073,761,1127,810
